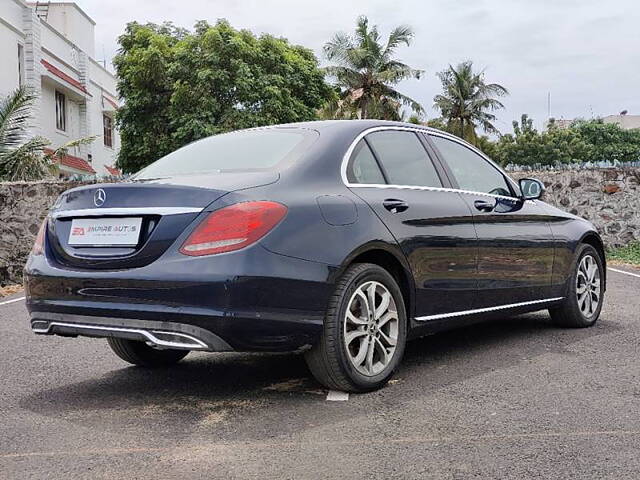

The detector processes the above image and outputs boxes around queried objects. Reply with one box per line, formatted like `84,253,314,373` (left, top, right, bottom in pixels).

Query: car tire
107,337,189,367
305,263,407,393
549,244,604,328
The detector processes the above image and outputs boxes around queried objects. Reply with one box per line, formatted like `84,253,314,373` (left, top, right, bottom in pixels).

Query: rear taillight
31,218,47,256
180,201,287,256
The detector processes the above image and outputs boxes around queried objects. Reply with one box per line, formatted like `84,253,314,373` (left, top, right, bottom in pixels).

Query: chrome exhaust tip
31,320,209,350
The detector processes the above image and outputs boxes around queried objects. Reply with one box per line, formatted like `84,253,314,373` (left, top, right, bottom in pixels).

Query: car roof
271,119,440,134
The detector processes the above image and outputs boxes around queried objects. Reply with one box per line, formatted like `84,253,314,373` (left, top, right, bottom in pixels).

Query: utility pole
547,92,551,120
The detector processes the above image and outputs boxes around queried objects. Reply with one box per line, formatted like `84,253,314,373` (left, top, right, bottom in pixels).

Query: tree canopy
321,16,423,120
114,20,334,173
492,116,640,167
433,61,508,144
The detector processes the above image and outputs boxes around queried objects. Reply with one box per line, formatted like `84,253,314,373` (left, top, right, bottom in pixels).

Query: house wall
0,0,119,177
0,0,26,96
603,115,640,130
41,2,95,58
87,59,119,175
40,21,79,69
40,78,83,155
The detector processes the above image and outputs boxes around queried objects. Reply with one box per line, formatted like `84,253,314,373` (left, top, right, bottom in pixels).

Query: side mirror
519,178,545,200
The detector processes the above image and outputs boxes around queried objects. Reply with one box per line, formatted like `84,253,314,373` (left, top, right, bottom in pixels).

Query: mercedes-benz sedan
25,121,606,392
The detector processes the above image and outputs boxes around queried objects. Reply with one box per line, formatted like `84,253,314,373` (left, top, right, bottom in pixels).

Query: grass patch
607,242,640,265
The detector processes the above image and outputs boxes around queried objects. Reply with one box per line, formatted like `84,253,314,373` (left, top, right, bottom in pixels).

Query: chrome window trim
340,125,521,201
51,207,203,219
415,297,564,322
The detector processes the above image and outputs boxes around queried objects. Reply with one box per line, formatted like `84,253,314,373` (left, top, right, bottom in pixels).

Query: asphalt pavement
1,267,639,479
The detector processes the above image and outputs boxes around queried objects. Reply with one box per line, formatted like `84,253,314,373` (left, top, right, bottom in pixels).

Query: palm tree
0,87,95,181
0,87,52,180
322,16,423,120
433,61,508,144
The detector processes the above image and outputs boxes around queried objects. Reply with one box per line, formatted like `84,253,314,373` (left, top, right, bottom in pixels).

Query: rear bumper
25,244,335,352
30,312,233,351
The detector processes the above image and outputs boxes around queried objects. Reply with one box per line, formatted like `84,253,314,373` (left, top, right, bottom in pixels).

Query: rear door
428,133,555,308
345,128,478,318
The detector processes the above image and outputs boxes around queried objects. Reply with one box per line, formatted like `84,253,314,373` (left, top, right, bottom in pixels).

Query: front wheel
107,337,189,367
549,244,604,328
305,263,407,393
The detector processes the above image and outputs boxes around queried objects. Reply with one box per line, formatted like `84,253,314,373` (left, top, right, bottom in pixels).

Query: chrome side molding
415,297,564,322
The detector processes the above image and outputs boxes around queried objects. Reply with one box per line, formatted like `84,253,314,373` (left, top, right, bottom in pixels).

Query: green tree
407,113,422,125
475,135,499,159
433,61,508,144
571,119,640,163
322,15,423,120
114,20,334,173
0,87,94,180
495,114,589,167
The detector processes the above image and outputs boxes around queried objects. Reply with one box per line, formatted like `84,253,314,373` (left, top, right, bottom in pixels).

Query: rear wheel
107,337,189,367
305,263,407,393
549,244,604,328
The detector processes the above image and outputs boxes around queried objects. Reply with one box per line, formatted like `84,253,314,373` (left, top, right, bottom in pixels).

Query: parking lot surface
1,267,639,479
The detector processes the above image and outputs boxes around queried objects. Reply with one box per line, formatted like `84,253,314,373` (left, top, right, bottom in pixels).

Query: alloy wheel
343,281,399,376
576,254,601,318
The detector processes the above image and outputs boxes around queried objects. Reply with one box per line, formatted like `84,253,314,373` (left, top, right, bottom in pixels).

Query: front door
428,134,555,308
345,129,478,318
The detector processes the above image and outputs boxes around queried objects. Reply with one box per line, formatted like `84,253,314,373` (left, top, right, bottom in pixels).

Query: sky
77,0,640,133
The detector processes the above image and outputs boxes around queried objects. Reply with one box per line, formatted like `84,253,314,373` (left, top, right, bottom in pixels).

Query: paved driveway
1,267,639,479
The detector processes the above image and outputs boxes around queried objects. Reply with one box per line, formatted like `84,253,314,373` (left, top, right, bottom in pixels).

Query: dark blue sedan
24,121,606,392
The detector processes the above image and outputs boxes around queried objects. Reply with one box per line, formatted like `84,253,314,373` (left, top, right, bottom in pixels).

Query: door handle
474,200,495,212
383,199,409,214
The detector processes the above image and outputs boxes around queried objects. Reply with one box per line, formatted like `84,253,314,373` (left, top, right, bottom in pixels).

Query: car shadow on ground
19,312,616,437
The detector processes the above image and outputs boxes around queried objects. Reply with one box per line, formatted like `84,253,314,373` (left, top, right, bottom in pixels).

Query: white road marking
0,296,25,306
608,267,640,279
326,390,349,401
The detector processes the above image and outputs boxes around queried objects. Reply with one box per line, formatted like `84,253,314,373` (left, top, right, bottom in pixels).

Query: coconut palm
0,87,52,180
322,16,423,120
433,61,508,144
0,87,95,181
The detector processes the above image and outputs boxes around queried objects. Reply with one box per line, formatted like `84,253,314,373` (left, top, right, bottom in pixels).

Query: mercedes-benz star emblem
94,188,106,207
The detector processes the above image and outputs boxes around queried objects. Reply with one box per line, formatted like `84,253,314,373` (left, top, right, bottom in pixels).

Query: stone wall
0,181,87,285
511,168,640,247
0,170,638,285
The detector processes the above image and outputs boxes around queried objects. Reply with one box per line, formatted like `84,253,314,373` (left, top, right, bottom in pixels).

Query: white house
0,0,120,178
603,114,640,130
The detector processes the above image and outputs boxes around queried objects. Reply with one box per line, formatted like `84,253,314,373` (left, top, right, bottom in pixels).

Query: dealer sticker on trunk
68,217,143,246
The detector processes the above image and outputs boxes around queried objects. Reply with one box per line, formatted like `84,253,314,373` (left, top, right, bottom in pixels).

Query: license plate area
68,217,143,247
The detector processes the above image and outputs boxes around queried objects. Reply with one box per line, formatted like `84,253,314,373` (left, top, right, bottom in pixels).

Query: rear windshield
134,128,317,179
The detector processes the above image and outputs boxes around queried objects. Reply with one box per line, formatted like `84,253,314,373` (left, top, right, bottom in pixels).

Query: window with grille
103,114,113,147
55,90,66,131
18,45,24,85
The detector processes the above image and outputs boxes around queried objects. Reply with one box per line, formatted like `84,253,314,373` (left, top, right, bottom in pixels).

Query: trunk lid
46,172,278,269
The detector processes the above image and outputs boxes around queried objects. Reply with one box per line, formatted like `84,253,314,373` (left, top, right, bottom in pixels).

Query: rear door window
366,131,442,188
346,140,386,184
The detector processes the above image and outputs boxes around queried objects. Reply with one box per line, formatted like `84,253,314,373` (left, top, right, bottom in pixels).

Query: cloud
77,0,640,132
